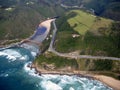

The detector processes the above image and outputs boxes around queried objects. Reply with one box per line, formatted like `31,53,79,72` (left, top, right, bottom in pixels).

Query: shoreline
29,63,120,90
1,19,120,89
93,75,120,90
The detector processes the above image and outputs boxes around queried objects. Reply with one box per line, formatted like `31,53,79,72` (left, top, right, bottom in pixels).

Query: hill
34,10,120,80
0,0,65,45
55,10,120,58
0,0,119,45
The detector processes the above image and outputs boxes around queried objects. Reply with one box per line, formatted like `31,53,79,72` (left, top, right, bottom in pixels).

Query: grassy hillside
55,10,120,57
67,10,112,35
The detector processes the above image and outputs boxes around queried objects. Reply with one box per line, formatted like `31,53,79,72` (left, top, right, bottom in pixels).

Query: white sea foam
24,62,32,71
23,63,112,90
4,74,9,77
0,49,28,61
23,62,41,77
20,55,28,60
78,79,84,85
3,49,21,57
0,52,16,61
0,73,9,77
41,80,62,90
21,43,39,56
35,84,39,87
69,87,74,90
59,75,78,85
42,74,59,80
24,62,34,73
24,64,64,90
31,52,37,57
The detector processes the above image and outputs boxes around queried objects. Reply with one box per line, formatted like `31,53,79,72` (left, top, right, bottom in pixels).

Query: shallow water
0,47,112,90
30,26,47,40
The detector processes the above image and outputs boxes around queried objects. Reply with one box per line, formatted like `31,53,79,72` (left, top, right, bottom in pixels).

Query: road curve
48,20,120,61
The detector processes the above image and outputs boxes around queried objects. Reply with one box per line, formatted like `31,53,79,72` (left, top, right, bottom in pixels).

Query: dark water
0,47,35,90
0,47,112,90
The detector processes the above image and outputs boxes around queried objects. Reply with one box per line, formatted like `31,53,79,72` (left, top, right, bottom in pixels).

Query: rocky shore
27,62,120,90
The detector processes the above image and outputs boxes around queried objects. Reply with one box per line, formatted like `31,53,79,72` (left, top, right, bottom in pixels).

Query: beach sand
93,75,120,90
39,19,55,32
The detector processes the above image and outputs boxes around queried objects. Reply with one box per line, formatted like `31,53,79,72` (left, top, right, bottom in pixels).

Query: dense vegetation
34,52,78,69
34,52,120,79
77,58,120,79
0,0,119,43
0,0,65,43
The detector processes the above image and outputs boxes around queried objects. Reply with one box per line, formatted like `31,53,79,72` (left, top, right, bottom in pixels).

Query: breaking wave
23,62,112,90
0,47,35,62
0,47,113,90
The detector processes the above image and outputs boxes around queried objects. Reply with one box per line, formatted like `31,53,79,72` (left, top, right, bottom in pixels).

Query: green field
67,10,112,35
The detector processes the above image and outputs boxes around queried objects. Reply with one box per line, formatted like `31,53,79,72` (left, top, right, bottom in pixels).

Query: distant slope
60,0,120,21
101,2,120,21
85,0,120,21
0,0,17,7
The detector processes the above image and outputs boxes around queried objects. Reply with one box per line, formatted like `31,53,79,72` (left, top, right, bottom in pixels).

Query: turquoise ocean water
0,47,112,90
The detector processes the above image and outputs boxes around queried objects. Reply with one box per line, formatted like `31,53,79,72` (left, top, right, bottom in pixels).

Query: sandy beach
93,75,120,90
39,19,55,35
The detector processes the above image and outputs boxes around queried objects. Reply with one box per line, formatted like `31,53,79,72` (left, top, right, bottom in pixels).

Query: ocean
0,47,112,90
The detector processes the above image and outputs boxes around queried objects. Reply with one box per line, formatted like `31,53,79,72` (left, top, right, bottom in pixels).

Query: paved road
48,20,120,61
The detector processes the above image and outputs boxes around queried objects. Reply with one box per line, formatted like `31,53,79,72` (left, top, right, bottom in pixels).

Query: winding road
0,19,120,61
48,20,120,61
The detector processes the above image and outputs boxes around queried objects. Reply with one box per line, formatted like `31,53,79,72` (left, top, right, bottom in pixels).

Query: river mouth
0,47,112,90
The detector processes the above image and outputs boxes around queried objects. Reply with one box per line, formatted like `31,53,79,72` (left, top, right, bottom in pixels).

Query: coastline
30,63,120,90
1,18,120,90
